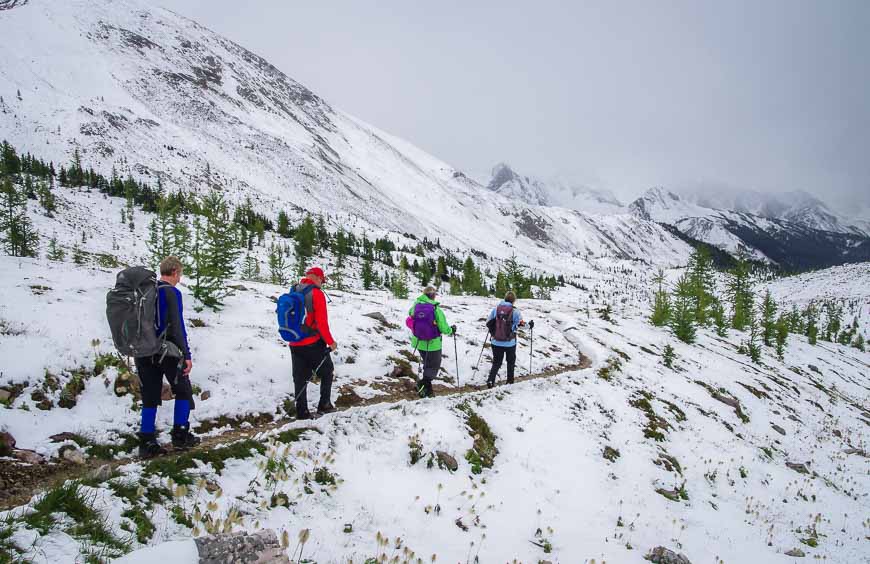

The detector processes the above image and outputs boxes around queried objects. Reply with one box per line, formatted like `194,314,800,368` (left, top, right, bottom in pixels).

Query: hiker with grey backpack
106,256,199,459
485,291,525,388
406,286,455,398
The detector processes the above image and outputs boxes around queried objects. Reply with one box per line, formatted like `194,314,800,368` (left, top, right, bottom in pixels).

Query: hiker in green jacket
406,286,455,398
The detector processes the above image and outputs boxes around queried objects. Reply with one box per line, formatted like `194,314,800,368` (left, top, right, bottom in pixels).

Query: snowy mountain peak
485,163,549,206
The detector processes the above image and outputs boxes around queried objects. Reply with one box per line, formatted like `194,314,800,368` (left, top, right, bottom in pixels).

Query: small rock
436,450,458,472
228,284,249,291
59,445,86,465
644,546,693,564
0,431,16,456
712,392,740,409
114,370,141,399
161,382,174,401
832,429,842,438
89,464,114,482
785,548,806,557
195,530,289,564
363,311,388,324
786,461,810,475
13,449,45,464
771,424,786,436
49,432,80,443
200,390,212,401
843,448,867,457
0,388,11,403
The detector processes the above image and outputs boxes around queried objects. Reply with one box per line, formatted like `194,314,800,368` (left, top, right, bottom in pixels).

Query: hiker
486,291,524,388
135,256,199,458
289,266,336,419
407,286,456,398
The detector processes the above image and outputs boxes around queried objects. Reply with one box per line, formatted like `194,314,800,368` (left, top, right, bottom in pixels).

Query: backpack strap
293,284,318,336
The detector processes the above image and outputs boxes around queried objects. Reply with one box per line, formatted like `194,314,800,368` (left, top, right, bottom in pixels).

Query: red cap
306,267,326,280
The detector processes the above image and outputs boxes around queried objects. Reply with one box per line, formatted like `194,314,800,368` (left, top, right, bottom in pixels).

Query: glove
450,324,457,334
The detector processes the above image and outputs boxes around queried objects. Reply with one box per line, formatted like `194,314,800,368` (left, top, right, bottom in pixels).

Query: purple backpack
493,304,514,341
411,303,440,341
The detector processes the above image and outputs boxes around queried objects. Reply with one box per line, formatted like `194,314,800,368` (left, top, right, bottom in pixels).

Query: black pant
489,345,517,385
418,349,442,397
135,354,192,408
291,340,334,416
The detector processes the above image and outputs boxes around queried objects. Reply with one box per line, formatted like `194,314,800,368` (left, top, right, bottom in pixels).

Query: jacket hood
415,294,439,306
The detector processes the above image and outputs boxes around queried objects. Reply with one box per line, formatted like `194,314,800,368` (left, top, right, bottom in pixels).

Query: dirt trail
0,354,591,511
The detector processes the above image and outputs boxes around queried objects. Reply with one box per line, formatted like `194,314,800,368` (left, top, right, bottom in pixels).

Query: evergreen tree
418,258,432,287
435,256,447,287
361,255,375,290
494,271,508,298
191,191,241,310
315,215,329,251
687,247,717,325
0,177,38,257
853,333,865,352
670,274,696,344
649,268,671,327
787,304,805,334
268,242,288,285
294,215,316,276
502,254,531,298
240,253,259,281
774,314,789,361
760,289,778,347
72,242,86,265
745,306,762,364
726,256,753,330
822,301,842,342
1,141,21,176
712,299,728,337
276,210,292,238
390,263,409,299
47,236,65,262
36,180,55,216
662,344,676,369
804,302,819,345
146,198,178,268
462,255,484,295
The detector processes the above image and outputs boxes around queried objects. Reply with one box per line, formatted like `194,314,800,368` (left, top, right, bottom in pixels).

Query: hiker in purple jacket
406,286,455,398
487,291,524,388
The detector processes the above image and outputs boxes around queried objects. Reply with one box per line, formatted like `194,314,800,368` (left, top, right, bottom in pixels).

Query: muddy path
0,354,591,511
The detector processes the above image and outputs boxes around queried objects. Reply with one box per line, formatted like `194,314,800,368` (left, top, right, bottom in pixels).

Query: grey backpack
106,266,161,358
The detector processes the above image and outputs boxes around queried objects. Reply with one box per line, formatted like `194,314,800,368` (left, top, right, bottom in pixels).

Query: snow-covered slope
1,247,868,563
0,0,687,272
630,188,870,269
486,163,624,215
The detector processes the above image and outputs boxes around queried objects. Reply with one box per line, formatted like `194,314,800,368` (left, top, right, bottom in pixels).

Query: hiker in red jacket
289,267,337,419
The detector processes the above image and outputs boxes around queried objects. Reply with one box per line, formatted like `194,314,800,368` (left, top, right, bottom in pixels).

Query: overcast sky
171,0,870,213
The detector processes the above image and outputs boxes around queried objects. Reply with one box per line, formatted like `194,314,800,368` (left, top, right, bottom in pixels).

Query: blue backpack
277,284,315,343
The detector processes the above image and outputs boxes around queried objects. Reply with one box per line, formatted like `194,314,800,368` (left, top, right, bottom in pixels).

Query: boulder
89,464,114,482
0,431,16,456
194,530,289,564
436,450,458,472
113,370,141,399
784,548,805,557
13,449,45,464
49,432,80,443
786,461,810,475
0,388,11,403
200,390,212,401
363,311,388,324
771,424,786,436
59,445,86,465
644,546,693,564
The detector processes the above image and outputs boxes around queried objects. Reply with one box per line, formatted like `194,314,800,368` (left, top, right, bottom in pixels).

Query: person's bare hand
329,342,337,352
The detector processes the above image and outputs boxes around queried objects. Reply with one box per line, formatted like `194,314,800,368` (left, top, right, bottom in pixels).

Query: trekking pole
473,333,490,373
310,351,330,383
528,320,535,375
453,332,460,387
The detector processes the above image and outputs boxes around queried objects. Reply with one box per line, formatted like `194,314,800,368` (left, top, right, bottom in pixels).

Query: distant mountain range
484,163,624,215
629,187,870,270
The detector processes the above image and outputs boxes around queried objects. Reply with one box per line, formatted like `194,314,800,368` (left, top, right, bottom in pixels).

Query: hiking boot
486,379,495,389
138,432,167,459
170,424,201,450
317,403,336,415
